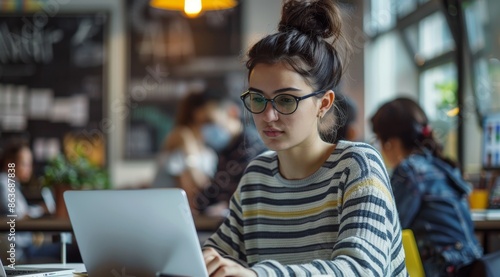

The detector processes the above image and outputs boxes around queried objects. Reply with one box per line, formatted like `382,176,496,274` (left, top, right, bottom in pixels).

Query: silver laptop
64,188,209,277
0,258,73,277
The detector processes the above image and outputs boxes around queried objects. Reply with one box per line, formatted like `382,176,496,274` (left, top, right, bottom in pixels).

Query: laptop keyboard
6,269,45,275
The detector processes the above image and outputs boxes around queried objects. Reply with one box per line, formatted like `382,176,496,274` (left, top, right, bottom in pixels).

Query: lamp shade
150,0,237,13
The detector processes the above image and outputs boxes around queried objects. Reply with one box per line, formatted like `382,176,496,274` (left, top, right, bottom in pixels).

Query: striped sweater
204,141,408,276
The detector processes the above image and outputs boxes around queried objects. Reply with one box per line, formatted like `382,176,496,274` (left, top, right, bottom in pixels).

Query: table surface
1,215,498,231
0,214,225,233
472,209,500,231
473,218,500,231
13,263,86,277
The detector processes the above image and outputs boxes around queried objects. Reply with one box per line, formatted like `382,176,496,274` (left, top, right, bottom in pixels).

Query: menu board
0,13,108,173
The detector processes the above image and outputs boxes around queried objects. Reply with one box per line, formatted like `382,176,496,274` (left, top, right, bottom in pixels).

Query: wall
341,0,366,141
242,0,281,49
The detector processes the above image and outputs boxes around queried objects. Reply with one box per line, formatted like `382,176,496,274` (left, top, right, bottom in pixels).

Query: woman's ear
319,90,335,116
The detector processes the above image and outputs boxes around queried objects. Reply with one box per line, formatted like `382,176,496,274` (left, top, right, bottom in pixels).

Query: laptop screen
64,188,209,277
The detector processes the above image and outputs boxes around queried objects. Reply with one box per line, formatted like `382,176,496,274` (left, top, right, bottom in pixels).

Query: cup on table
469,189,489,210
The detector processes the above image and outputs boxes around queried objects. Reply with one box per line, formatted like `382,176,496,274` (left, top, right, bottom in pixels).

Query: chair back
402,229,425,277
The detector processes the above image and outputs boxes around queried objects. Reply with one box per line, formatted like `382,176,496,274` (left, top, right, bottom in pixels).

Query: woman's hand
203,247,257,277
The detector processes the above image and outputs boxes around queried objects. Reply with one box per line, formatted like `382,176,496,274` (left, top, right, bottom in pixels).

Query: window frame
365,0,466,163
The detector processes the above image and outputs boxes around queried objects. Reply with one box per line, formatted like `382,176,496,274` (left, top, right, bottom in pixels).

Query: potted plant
40,154,110,218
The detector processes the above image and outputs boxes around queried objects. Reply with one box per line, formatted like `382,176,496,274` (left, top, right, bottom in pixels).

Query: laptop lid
0,258,73,277
64,188,208,277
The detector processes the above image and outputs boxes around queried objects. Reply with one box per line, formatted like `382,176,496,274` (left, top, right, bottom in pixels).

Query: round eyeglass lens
245,93,265,113
274,94,297,114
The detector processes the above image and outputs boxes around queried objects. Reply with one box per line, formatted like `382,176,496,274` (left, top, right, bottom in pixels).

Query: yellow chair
402,229,425,277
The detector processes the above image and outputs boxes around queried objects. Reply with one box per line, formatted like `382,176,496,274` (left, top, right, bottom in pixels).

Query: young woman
202,1,407,276
371,97,483,276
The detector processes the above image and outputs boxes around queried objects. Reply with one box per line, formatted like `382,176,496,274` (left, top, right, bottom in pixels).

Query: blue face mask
202,124,232,152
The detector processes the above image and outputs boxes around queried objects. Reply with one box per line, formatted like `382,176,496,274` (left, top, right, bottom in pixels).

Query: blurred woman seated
0,139,60,263
371,97,483,276
151,91,218,213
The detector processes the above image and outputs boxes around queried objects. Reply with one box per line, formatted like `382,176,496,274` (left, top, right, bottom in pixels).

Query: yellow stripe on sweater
243,200,338,218
343,178,394,204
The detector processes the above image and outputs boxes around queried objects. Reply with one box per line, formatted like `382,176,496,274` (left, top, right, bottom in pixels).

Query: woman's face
16,147,33,183
248,62,323,152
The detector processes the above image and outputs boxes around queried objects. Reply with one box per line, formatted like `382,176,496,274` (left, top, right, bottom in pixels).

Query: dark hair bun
278,0,342,40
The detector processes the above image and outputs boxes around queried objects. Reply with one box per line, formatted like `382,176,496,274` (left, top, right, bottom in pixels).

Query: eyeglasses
240,90,325,115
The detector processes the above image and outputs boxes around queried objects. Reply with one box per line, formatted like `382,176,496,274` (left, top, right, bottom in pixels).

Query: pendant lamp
150,0,237,18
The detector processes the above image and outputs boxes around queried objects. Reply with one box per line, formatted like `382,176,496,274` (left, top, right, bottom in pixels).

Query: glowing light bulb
184,0,202,17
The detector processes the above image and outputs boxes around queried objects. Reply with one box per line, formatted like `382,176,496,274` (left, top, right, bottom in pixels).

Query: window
365,0,459,161
464,0,500,117
364,0,396,36
473,58,500,114
420,63,458,160
397,0,417,18
418,12,454,60
464,0,486,54
420,63,457,119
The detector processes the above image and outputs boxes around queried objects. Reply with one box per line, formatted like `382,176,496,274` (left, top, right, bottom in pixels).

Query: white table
20,263,86,276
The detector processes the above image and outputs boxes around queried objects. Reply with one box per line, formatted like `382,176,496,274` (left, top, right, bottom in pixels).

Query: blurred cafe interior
1,0,500,268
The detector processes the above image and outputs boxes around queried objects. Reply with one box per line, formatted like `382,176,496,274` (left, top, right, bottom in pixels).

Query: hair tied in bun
279,0,342,40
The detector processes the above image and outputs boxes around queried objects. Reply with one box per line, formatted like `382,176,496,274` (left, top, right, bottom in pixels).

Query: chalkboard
0,13,108,175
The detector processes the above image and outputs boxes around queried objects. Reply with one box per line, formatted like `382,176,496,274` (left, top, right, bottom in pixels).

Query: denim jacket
391,151,483,276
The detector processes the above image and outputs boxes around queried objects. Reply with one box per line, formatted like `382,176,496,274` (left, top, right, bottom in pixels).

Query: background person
151,91,218,213
370,97,483,276
319,91,358,144
194,93,267,215
0,139,45,219
0,139,60,263
202,0,407,276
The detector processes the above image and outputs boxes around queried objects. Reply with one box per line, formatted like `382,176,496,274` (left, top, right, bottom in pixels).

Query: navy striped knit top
204,141,408,276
